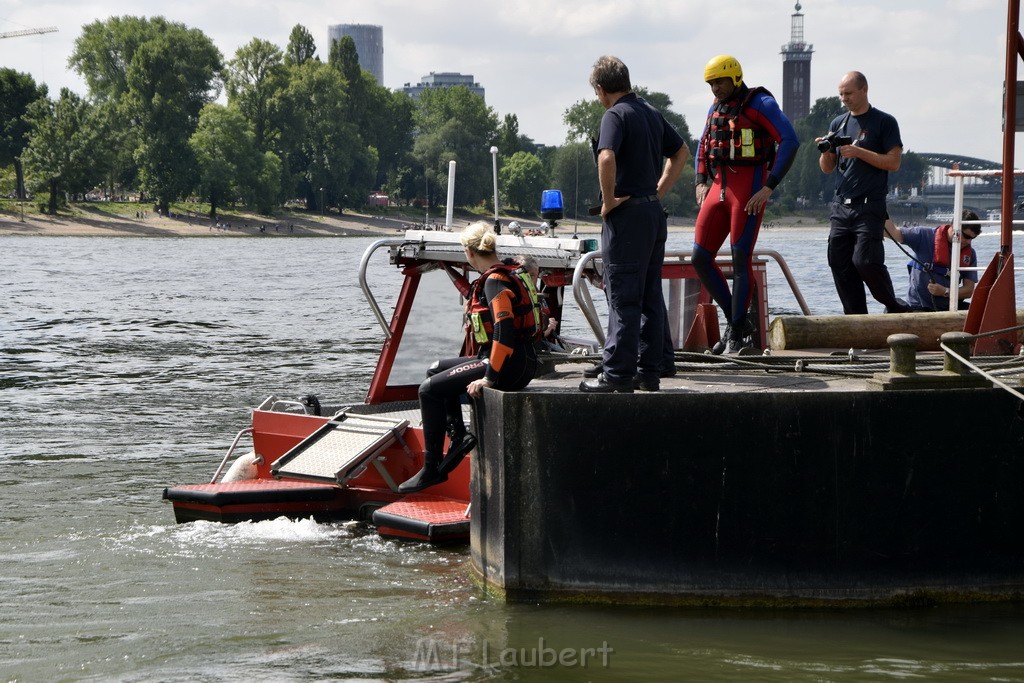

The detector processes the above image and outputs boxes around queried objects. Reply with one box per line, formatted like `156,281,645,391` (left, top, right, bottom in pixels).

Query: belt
622,194,660,207
836,195,879,206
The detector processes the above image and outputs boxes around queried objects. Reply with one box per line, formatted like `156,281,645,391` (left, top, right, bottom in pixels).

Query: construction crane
0,26,58,40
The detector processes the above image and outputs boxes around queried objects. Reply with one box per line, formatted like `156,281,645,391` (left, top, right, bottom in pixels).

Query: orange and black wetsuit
419,264,538,458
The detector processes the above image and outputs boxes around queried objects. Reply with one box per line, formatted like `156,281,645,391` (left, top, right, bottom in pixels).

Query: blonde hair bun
460,221,498,254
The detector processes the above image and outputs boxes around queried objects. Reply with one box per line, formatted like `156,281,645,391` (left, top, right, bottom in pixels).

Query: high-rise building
402,72,485,101
780,2,813,122
327,23,383,84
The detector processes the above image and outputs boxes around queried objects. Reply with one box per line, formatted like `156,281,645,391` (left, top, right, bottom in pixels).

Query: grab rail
358,238,407,338
210,427,254,484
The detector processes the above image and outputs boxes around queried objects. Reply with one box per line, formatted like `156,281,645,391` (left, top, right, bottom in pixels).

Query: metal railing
948,168,1023,312
571,248,813,347
210,427,254,484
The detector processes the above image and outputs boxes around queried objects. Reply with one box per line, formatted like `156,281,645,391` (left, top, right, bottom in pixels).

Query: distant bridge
890,152,1018,218
915,152,1017,193
916,152,1001,172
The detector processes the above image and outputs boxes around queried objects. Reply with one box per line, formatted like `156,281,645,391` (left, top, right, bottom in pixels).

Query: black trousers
601,201,667,381
827,200,905,314
418,346,536,457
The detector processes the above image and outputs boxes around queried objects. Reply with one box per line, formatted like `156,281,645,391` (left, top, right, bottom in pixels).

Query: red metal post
1002,0,1021,260
969,0,1022,354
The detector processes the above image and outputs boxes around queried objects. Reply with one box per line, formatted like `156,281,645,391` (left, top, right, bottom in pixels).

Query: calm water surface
2,231,1024,682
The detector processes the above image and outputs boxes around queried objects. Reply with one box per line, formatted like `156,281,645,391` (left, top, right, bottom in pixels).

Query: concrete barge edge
469,379,1024,607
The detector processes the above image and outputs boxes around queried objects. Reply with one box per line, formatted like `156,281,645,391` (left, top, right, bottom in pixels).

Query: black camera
817,131,853,153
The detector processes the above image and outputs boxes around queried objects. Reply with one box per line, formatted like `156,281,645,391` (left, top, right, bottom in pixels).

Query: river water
2,230,1024,682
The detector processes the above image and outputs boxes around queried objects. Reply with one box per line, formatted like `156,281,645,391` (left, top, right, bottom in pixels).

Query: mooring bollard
887,333,919,376
940,331,973,376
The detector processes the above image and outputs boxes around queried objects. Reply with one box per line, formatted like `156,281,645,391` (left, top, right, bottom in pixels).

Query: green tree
71,16,223,213
368,88,415,189
70,16,157,103
563,98,605,143
563,87,693,149
128,22,222,212
560,89,695,216
500,151,548,212
497,114,524,159
285,25,317,67
278,59,356,210
69,16,156,197
248,150,283,214
190,103,258,219
891,151,927,197
414,86,499,208
0,69,47,199
21,88,107,213
225,38,287,153
547,142,598,220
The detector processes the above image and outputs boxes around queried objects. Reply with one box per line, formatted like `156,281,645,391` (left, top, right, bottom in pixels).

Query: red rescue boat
163,226,598,542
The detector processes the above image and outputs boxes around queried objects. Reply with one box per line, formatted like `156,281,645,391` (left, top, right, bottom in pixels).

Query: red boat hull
163,405,471,540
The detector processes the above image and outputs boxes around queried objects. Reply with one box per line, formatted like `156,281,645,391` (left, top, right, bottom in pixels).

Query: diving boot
710,322,732,355
724,319,755,354
398,452,447,493
438,433,477,474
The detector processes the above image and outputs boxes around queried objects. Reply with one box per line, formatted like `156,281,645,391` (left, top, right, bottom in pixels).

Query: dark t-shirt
828,105,902,201
597,93,685,197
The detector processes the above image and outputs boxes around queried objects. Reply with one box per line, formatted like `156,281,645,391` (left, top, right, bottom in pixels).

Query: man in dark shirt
580,55,689,393
819,71,910,314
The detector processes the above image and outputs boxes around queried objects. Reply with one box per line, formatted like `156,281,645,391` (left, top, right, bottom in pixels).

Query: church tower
780,2,813,122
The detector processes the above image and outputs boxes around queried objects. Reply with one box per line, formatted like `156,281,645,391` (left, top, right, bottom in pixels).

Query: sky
0,0,1018,168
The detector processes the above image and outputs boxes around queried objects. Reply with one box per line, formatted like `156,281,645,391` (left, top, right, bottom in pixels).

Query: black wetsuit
418,270,537,456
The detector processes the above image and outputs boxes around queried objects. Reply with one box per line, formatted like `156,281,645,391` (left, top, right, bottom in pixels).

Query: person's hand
837,143,862,161
600,196,628,218
695,183,710,206
467,377,493,398
744,186,772,215
927,282,950,297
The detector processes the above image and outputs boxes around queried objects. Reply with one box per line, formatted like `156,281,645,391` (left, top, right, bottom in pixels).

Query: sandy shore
0,208,825,238
0,208,424,238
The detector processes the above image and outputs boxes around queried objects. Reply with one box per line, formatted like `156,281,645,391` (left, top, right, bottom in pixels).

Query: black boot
438,433,477,474
398,452,447,493
711,322,732,355
724,319,755,354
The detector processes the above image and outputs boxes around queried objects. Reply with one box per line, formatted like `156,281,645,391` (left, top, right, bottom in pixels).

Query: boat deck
527,350,928,395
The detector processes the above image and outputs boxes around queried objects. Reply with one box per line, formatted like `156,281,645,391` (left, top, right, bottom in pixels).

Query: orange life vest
466,264,540,345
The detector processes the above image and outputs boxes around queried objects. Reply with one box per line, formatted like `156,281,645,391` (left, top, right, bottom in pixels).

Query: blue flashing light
540,190,564,221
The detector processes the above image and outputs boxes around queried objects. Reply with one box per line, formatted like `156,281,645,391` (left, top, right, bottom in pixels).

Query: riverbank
0,207,828,238
0,207,417,238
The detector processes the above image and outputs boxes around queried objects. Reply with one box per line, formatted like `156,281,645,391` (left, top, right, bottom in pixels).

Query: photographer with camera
818,71,910,315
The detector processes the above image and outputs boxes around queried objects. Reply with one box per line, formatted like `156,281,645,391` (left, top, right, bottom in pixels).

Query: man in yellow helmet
693,55,799,354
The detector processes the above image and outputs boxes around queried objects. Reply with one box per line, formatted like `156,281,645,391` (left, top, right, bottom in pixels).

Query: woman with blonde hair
399,222,540,492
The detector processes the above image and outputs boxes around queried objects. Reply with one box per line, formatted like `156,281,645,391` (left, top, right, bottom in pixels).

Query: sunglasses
963,233,978,240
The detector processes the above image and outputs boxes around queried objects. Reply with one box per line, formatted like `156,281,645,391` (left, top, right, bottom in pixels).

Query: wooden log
768,311,1024,351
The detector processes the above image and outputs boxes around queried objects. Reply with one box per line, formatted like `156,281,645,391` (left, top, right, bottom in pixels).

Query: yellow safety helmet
704,55,743,86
